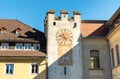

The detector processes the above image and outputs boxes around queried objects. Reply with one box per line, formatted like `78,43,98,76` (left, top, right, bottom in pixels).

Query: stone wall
82,38,112,79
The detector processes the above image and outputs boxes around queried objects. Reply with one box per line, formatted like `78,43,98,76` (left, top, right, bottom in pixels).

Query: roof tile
0,50,45,57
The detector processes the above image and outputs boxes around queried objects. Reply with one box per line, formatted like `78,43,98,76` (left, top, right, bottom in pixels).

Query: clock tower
44,10,82,79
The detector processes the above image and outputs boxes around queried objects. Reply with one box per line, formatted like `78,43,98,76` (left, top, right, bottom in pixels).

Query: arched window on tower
116,45,120,65
90,50,100,69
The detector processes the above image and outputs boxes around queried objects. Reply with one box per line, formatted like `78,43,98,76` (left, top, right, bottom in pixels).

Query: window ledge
112,64,120,69
89,68,104,70
5,73,13,75
30,73,39,75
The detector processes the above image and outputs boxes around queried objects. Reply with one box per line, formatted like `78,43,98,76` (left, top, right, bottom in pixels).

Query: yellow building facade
0,19,47,79
0,58,46,79
107,8,120,79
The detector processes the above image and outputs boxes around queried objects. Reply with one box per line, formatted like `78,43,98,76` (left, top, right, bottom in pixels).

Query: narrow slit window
53,22,56,26
64,67,66,75
73,23,77,28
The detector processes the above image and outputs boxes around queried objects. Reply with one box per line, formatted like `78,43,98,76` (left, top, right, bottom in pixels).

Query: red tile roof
0,19,46,42
0,50,45,57
81,20,109,37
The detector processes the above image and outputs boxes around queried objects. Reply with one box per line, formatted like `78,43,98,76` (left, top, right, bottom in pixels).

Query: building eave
106,24,120,39
0,56,46,59
106,7,120,25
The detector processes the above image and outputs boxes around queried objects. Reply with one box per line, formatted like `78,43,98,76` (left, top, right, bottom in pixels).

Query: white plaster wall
45,11,82,79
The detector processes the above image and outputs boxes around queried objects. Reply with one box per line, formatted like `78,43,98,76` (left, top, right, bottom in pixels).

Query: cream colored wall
82,38,112,79
107,25,120,79
112,66,120,79
0,58,46,79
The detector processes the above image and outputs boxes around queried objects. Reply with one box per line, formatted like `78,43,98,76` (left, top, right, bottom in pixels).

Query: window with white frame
33,44,40,50
1,43,9,49
16,43,23,50
0,27,6,35
31,64,39,74
24,44,31,50
5,64,14,75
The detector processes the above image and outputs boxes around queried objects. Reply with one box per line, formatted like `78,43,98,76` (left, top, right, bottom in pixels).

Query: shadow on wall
17,28,47,53
33,62,47,79
20,29,47,79
32,32,82,79
31,24,109,79
33,45,81,79
17,28,46,41
33,24,110,79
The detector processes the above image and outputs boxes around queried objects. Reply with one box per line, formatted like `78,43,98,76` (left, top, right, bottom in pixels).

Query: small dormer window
0,27,6,35
0,30,5,35
15,28,21,35
16,31,20,35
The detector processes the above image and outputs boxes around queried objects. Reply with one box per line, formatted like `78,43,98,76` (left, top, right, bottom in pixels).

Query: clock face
56,28,73,45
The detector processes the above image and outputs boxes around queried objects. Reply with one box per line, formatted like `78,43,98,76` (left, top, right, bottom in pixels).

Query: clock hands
61,34,68,40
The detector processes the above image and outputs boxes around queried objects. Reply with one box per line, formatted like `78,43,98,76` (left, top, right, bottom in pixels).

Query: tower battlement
44,10,81,38
46,10,81,21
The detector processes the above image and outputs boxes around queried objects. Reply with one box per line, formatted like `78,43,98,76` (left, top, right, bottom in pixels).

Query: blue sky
0,0,119,32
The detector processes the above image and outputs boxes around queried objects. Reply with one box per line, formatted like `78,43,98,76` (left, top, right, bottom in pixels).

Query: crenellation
55,16,61,20
46,10,80,22
73,11,81,15
60,10,68,14
47,10,55,14
68,17,74,21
